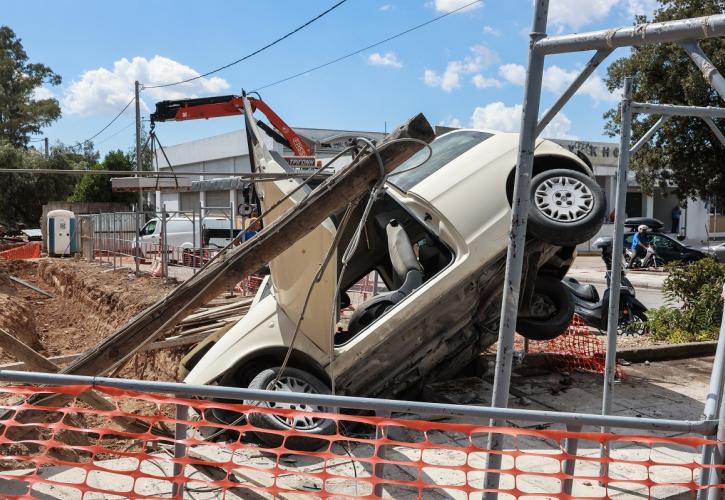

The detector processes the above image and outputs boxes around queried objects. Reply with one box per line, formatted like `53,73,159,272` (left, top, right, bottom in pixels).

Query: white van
134,216,237,258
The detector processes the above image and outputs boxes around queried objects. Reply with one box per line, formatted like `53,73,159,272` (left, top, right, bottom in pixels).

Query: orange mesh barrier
0,242,41,260
0,383,721,499
530,314,626,380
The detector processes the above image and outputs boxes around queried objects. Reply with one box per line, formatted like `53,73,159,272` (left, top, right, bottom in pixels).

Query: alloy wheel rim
534,176,594,223
265,375,325,430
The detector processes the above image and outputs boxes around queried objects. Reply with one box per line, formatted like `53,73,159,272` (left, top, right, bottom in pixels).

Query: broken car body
183,113,606,413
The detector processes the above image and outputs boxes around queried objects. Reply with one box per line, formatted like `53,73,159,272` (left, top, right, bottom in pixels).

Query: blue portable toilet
47,209,77,256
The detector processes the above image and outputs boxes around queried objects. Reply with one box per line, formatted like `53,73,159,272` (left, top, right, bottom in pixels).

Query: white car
182,122,605,447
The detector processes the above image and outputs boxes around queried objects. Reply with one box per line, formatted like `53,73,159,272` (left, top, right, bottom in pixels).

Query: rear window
388,130,492,192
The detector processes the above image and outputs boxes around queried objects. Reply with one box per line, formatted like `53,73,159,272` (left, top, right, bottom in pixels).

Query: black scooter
562,271,648,335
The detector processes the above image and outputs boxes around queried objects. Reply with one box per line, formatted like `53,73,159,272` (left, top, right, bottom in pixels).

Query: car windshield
387,130,492,192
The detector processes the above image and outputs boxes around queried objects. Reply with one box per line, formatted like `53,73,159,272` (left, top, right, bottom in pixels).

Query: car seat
346,219,423,337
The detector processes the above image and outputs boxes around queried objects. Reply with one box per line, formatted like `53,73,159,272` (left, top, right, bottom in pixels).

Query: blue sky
4,0,659,156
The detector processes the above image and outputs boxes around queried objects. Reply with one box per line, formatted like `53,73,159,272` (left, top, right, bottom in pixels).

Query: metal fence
78,203,241,279
0,370,720,499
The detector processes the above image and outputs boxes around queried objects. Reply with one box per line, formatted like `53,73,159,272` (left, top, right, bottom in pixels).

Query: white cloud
32,86,56,101
498,62,619,105
483,25,501,36
498,63,526,86
423,45,498,92
470,101,577,139
380,3,393,11
63,56,230,115
625,0,659,16
542,65,619,104
438,116,463,128
548,0,619,30
433,0,483,13
368,51,403,69
472,74,502,89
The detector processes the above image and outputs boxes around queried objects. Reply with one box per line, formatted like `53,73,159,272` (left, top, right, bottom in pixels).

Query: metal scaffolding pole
629,115,669,156
704,116,725,147
135,81,143,275
680,40,725,100
632,102,725,118
536,48,613,136
600,77,633,479
483,0,549,495
535,14,725,54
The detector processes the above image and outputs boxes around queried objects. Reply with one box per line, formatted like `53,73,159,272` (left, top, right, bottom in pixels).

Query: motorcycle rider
626,224,651,268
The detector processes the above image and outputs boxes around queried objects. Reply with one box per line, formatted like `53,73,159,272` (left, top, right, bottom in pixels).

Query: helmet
637,224,649,232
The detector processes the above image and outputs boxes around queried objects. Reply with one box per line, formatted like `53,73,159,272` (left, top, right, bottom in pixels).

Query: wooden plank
9,276,54,298
0,331,212,371
52,113,433,380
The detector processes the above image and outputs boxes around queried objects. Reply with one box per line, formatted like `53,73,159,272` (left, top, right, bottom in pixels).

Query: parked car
181,121,605,446
699,242,725,262
595,230,708,268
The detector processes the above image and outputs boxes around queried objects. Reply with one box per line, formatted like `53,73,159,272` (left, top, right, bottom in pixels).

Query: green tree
0,26,62,147
604,0,725,201
69,149,136,205
0,144,79,227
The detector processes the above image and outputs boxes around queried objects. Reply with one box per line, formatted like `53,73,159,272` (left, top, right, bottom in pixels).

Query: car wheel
528,169,606,246
517,275,574,341
245,366,336,451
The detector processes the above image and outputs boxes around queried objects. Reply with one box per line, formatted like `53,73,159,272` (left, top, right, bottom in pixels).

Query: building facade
154,127,713,242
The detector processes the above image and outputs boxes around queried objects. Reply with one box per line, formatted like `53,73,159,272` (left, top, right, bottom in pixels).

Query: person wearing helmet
626,224,650,268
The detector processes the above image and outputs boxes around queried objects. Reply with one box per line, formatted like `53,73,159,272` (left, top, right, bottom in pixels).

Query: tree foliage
0,26,62,147
0,144,82,227
69,150,137,206
648,258,725,342
604,0,725,201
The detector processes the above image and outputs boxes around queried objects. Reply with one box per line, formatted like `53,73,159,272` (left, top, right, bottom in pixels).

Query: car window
140,220,157,236
651,234,677,249
387,130,492,191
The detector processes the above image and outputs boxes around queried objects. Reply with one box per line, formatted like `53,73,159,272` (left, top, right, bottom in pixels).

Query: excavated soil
0,258,175,378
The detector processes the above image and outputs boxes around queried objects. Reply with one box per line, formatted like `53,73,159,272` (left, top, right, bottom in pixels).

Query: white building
155,126,713,242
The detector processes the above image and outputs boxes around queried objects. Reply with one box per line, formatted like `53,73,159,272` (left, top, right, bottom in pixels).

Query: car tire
517,275,574,341
245,366,336,451
528,169,606,247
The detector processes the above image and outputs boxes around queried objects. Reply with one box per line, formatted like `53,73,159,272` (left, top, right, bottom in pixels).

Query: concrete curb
566,272,665,290
515,340,717,369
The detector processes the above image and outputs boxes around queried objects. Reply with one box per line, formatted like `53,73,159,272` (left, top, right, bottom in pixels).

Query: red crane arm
150,95,312,156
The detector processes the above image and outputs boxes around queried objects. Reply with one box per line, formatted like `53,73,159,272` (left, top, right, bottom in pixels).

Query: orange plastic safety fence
532,314,626,380
0,384,721,499
0,242,41,261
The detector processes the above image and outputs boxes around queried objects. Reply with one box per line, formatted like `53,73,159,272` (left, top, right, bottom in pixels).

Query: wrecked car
182,119,605,444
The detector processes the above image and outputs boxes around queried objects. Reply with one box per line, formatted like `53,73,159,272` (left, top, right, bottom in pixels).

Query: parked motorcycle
562,271,648,335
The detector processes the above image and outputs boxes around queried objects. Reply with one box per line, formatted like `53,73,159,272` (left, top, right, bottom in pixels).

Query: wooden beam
9,276,53,298
0,331,212,371
54,113,434,379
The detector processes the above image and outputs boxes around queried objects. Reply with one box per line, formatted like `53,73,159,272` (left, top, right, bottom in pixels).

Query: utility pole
44,137,49,157
134,81,143,275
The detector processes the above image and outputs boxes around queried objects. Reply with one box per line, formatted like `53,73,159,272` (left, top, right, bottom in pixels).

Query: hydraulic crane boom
150,95,312,157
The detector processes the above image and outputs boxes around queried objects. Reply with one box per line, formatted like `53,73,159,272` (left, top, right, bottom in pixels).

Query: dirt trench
0,258,177,379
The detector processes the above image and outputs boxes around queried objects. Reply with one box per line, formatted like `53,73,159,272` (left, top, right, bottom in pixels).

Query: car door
245,104,337,355
650,234,681,261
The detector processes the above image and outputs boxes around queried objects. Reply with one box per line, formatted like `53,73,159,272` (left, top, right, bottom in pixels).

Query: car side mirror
676,234,685,241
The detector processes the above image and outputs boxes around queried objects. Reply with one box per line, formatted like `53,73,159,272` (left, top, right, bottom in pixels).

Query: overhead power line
143,0,349,89
253,0,483,91
80,97,135,145
95,121,136,146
